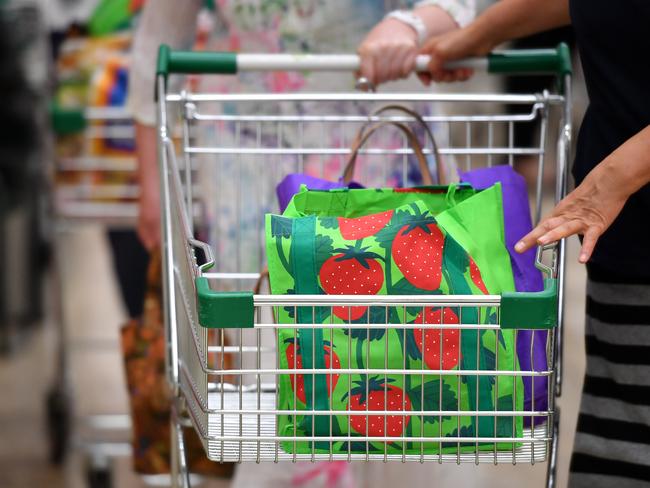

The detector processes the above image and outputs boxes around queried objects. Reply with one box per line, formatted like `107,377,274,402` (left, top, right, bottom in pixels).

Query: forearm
415,0,476,32
127,0,201,126
135,123,159,193
467,0,570,52
590,126,650,199
135,122,161,249
414,5,464,38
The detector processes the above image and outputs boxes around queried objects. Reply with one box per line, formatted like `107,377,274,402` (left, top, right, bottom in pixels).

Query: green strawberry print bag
265,184,523,455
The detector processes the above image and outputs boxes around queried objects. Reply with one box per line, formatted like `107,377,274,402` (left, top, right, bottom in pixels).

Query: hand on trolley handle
356,3,462,86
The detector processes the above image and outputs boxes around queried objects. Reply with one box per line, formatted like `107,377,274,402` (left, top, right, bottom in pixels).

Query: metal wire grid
184,305,555,465
159,91,567,465
53,106,138,225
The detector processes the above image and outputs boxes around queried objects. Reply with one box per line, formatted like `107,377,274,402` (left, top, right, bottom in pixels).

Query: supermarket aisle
0,225,230,488
0,223,586,487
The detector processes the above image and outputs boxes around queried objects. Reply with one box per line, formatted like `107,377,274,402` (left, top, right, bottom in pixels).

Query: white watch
384,9,428,46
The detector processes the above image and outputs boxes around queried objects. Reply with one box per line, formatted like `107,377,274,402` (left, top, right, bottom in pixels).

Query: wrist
384,10,427,45
595,156,641,200
466,17,500,55
413,5,459,38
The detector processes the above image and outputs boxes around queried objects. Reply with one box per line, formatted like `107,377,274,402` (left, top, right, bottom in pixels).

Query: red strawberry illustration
413,307,460,370
344,377,411,437
469,257,489,294
392,209,444,291
285,339,340,403
338,211,393,240
319,241,384,321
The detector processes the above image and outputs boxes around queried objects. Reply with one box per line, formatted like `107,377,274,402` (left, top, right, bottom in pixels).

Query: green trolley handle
195,235,559,330
50,104,86,136
157,43,572,79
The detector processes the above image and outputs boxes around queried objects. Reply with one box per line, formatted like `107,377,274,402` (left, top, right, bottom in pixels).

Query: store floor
0,224,586,488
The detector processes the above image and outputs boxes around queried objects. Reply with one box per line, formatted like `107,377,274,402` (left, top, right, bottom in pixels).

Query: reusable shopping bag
459,165,547,421
120,249,234,477
266,185,523,455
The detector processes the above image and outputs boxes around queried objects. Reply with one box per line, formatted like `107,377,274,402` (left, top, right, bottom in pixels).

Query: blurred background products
0,1,49,353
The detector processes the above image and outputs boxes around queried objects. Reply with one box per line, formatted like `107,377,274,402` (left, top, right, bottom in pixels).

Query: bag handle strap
370,104,445,185
253,266,269,294
342,104,446,186
342,120,434,185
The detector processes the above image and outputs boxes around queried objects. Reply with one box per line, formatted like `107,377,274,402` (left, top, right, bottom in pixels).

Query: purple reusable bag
459,165,548,423
276,174,363,213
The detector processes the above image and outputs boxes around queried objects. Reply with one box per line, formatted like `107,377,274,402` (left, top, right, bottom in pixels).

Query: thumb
416,72,432,86
426,50,447,74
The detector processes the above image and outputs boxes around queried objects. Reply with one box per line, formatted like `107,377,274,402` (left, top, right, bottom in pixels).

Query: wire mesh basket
157,46,572,487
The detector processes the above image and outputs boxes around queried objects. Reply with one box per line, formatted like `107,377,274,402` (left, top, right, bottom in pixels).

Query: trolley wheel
85,463,112,488
46,386,72,464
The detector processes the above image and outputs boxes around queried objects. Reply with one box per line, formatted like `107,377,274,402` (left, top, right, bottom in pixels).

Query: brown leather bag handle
342,120,434,186
370,104,445,185
342,104,446,186
253,266,269,294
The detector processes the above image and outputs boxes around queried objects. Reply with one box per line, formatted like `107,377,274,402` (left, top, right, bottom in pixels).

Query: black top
570,0,650,276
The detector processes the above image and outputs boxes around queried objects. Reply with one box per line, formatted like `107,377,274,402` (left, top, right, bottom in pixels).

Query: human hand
418,25,491,85
357,18,420,86
515,165,629,264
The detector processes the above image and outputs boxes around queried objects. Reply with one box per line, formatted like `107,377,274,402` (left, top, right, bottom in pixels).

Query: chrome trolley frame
47,106,136,485
157,46,572,488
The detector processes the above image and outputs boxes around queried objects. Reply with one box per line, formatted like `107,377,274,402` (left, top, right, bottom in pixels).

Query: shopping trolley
47,105,137,487
156,45,572,488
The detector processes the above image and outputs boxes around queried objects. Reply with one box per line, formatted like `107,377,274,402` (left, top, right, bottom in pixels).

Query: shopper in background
360,0,650,486
130,0,477,253
129,1,476,486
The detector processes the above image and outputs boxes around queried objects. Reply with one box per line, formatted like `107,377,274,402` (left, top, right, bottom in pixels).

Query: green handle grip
50,104,86,136
500,278,558,330
488,43,572,77
196,274,557,330
157,45,237,78
195,277,254,328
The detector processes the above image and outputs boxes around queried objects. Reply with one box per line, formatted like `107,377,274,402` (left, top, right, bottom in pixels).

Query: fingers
422,48,475,83
537,219,584,246
357,20,419,86
138,206,161,251
359,44,419,85
357,48,376,86
426,51,447,81
416,72,432,86
515,216,564,253
515,215,602,265
400,51,417,79
579,228,600,264
138,227,154,251
514,231,539,254
456,68,474,82
383,45,410,82
515,219,553,253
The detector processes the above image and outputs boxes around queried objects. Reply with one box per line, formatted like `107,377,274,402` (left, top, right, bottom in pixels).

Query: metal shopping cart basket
156,45,572,488
47,105,137,486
